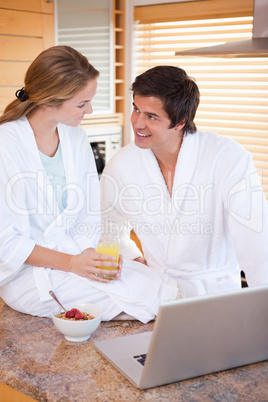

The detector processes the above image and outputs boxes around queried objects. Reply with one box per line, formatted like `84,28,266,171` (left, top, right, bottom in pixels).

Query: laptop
94,285,268,389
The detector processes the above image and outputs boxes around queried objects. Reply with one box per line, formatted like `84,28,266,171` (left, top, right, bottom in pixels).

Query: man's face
131,94,183,155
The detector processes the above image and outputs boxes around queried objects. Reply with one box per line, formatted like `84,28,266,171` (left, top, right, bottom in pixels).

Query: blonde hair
0,45,99,125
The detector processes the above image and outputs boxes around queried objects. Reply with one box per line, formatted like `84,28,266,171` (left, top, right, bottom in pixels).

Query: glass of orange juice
96,234,120,280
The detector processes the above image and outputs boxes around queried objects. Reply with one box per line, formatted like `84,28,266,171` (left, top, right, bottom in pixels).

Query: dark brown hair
131,65,200,134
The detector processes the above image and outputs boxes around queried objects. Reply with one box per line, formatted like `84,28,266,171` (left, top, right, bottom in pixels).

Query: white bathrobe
0,117,177,322
100,130,268,297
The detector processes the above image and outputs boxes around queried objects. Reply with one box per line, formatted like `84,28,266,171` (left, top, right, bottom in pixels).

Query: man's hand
134,256,148,266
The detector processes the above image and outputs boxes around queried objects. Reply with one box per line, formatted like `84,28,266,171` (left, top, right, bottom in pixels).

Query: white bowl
51,303,103,342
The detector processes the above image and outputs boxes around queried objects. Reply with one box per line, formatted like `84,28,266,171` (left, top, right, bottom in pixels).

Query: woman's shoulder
0,118,28,148
0,118,20,133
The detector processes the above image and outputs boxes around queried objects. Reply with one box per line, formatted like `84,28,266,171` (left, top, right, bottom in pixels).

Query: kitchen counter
0,298,268,401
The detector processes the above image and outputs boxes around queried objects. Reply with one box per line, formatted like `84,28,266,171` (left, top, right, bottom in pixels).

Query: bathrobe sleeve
221,146,268,286
0,146,36,285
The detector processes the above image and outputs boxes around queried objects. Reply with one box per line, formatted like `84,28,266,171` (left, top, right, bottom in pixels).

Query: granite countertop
1,298,268,401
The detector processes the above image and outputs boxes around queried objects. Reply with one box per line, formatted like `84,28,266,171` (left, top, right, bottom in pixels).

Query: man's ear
175,119,185,131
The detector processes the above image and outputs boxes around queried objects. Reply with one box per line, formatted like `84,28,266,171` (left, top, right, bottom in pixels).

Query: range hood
175,0,268,58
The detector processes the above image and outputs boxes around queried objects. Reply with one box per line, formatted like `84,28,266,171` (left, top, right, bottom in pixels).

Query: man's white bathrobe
0,117,177,322
100,130,268,297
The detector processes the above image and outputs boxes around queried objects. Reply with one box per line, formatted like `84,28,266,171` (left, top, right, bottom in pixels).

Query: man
100,66,268,298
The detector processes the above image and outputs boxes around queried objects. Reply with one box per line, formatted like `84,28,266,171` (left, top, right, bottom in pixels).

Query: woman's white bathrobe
0,117,177,322
100,130,268,297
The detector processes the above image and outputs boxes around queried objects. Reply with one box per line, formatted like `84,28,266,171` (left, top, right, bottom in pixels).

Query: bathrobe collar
139,131,200,199
19,117,79,238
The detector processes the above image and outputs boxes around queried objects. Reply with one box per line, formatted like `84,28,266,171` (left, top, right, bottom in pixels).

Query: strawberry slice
74,310,84,320
65,310,75,318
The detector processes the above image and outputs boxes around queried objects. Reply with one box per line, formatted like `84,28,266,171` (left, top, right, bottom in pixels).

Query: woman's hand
24,245,122,282
115,254,123,279
69,248,122,283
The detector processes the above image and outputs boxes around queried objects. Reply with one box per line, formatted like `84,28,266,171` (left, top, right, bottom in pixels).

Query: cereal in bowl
57,308,95,321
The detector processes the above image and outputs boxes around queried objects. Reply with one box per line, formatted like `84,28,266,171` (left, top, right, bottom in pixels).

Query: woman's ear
43,104,54,111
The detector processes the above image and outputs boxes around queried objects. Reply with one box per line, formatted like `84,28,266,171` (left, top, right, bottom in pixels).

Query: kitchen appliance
176,0,268,57
84,126,122,175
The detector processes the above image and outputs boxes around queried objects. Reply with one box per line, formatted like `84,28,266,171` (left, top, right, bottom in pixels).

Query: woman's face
53,79,98,127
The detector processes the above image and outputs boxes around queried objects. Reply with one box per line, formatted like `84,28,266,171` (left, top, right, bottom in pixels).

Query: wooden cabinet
0,0,54,113
84,1,126,140
113,0,125,143
0,0,127,142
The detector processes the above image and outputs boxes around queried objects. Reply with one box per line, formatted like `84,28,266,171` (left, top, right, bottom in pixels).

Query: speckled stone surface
0,298,268,402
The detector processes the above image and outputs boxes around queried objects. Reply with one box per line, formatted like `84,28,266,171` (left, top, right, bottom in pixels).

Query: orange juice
96,240,120,279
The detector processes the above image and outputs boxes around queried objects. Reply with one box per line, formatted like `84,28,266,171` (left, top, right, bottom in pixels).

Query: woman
0,46,177,322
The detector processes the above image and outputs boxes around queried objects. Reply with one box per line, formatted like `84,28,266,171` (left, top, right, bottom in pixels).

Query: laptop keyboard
133,354,147,366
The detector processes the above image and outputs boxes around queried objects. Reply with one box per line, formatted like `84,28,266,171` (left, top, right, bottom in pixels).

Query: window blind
56,0,112,113
57,25,111,111
133,3,268,200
